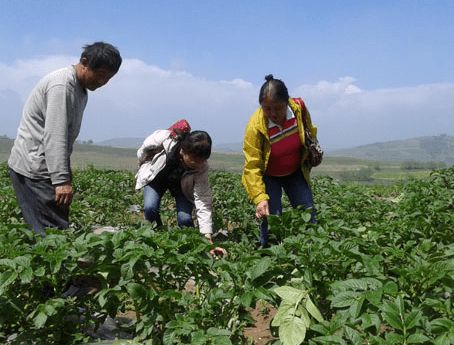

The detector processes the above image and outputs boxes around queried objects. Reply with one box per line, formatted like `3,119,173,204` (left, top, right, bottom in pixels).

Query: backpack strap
292,97,309,130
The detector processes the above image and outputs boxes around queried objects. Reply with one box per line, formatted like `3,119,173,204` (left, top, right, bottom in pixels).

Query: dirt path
244,302,277,344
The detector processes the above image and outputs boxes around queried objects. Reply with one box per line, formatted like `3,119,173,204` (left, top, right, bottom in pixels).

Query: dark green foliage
0,162,453,344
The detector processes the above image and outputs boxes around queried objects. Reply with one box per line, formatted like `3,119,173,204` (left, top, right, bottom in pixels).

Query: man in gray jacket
8,42,122,235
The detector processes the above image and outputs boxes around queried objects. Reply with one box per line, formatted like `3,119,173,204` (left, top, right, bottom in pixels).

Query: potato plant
0,162,453,344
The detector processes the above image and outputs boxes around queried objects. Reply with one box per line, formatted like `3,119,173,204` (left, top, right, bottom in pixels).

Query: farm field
0,137,437,184
0,162,453,344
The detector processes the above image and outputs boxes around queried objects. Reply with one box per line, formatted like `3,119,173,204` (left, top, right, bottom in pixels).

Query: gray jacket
8,66,87,184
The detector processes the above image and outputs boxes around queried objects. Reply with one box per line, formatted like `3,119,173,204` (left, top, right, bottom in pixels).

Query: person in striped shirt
242,75,318,247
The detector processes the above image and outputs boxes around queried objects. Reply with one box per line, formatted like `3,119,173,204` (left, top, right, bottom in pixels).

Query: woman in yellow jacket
242,75,318,247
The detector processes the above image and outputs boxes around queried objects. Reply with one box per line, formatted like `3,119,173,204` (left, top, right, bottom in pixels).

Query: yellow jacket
242,97,318,205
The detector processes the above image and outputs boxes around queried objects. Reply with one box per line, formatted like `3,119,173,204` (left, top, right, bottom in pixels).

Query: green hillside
0,137,13,161
330,134,454,165
0,137,243,173
2,135,448,183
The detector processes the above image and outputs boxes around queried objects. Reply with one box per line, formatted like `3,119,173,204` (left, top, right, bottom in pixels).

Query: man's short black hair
80,42,122,73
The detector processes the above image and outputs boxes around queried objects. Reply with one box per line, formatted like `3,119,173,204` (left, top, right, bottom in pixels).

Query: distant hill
0,137,13,156
213,142,243,153
95,137,144,149
2,135,453,167
330,135,454,165
95,137,243,153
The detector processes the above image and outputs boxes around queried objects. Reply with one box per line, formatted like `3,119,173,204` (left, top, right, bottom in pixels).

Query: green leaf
33,311,47,328
0,258,16,269
305,296,324,322
383,281,398,296
126,282,148,300
360,313,381,333
274,286,307,304
302,212,312,223
332,278,381,292
345,326,363,345
0,270,18,295
349,295,365,319
299,308,311,328
14,255,31,267
239,291,254,307
272,301,294,327
434,335,450,345
97,289,108,308
406,333,430,343
430,318,454,332
365,288,383,306
405,310,422,330
330,291,360,308
44,303,56,315
381,301,403,330
19,267,33,283
365,255,382,275
310,323,330,336
310,335,346,344
191,330,208,345
254,286,273,300
162,329,176,345
396,295,405,316
34,266,45,277
248,257,272,281
212,336,233,345
382,310,403,331
279,316,307,345
206,327,231,336
332,279,367,291
386,333,404,344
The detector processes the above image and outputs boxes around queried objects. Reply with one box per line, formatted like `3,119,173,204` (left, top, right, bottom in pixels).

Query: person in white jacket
136,126,226,255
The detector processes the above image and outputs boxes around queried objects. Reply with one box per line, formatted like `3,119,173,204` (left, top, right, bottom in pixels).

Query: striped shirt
266,107,302,176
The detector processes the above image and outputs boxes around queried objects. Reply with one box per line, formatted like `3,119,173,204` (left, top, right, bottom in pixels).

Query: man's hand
55,182,73,208
255,200,269,219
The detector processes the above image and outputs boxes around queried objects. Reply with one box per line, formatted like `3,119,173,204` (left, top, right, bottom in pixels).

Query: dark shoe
63,275,102,298
256,242,270,250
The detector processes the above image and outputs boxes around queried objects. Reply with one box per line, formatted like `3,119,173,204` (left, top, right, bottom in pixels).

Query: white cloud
293,78,454,149
0,56,76,98
0,89,23,136
89,59,258,144
0,55,258,144
0,56,453,150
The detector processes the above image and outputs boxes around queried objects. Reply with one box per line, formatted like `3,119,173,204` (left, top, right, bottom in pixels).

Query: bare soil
244,302,277,344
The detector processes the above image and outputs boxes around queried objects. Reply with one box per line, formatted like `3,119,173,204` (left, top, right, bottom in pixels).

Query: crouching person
135,120,226,256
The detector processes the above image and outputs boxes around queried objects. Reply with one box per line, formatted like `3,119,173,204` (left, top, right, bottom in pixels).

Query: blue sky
1,0,453,149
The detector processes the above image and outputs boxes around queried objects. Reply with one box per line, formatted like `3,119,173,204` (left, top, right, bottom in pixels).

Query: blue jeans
8,167,69,236
143,178,194,228
260,169,315,246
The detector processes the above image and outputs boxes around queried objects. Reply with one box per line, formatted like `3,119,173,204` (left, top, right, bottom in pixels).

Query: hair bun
264,74,274,82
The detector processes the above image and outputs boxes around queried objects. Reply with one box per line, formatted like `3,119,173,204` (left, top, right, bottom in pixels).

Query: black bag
293,98,324,167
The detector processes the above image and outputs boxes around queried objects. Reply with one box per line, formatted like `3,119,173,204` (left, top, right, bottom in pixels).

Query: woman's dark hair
180,130,212,160
258,74,289,104
80,42,122,73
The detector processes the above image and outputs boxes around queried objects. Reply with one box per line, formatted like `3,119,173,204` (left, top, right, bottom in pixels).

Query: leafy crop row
0,162,453,344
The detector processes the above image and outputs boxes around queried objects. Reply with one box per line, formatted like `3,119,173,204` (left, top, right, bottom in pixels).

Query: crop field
0,137,436,184
0,162,453,344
